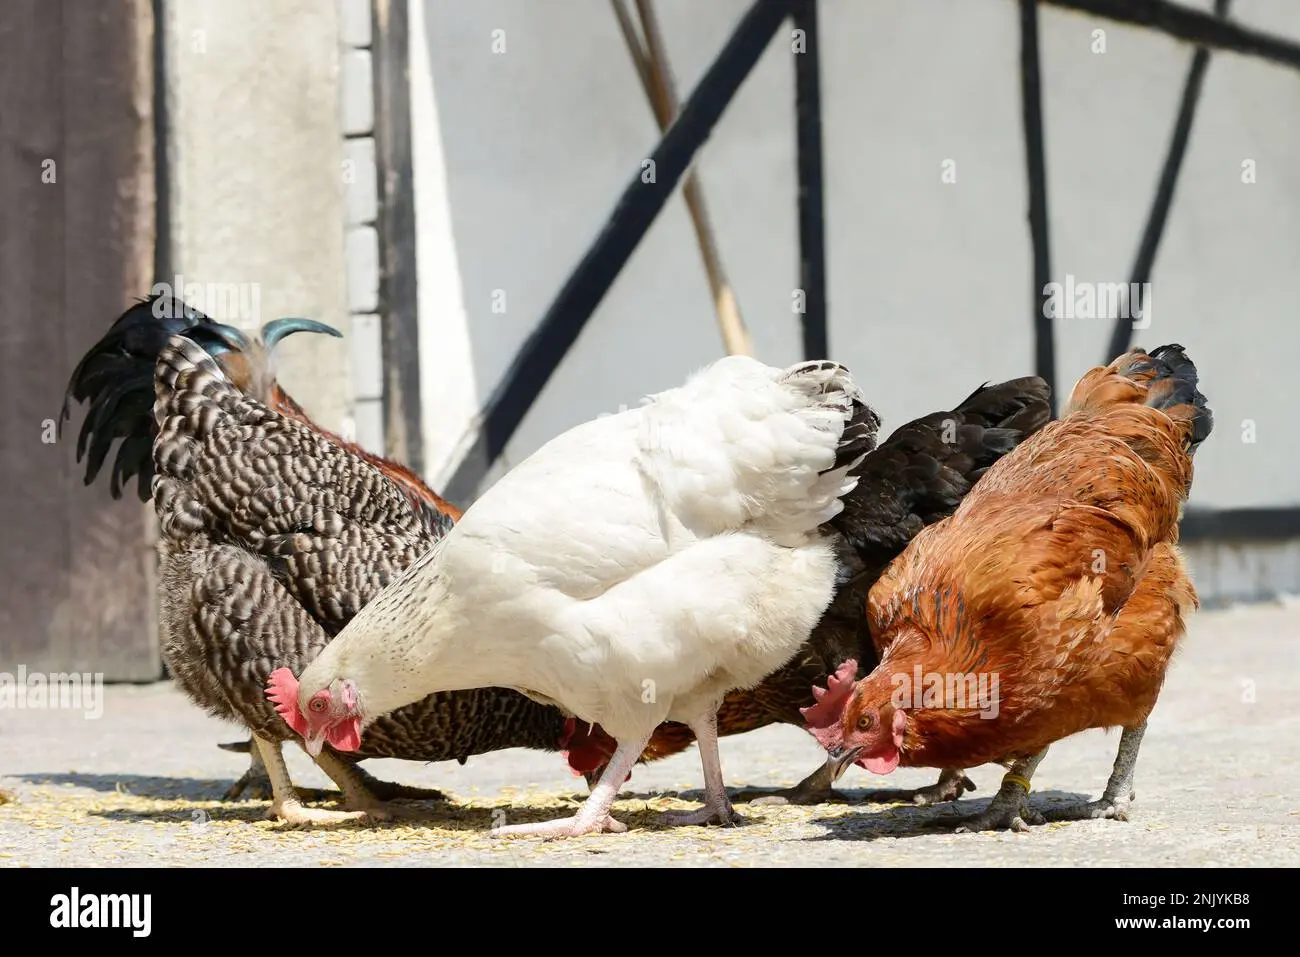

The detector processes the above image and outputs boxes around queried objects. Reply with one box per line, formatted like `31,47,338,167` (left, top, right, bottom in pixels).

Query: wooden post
0,0,159,679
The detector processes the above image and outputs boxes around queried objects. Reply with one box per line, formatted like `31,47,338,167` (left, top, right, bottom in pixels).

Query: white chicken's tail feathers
636,355,880,545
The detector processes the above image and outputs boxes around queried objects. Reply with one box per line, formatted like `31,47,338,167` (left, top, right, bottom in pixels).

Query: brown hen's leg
311,751,443,821
659,709,743,827
220,738,335,803
955,750,1048,834
253,736,372,827
1041,722,1145,822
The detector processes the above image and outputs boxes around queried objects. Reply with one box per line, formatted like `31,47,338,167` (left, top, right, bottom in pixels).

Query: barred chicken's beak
304,731,326,758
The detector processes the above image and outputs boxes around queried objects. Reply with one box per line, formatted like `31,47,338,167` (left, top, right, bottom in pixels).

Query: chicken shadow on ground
13,771,248,802
804,788,1094,841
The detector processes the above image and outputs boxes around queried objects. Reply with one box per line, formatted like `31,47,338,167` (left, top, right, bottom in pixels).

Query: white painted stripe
409,0,480,491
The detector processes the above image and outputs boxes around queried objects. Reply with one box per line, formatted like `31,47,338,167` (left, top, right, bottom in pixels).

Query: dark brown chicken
63,297,615,824
586,374,1053,804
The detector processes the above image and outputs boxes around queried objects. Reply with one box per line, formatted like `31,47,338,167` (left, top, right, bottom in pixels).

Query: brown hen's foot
955,750,1048,834
1041,721,1145,824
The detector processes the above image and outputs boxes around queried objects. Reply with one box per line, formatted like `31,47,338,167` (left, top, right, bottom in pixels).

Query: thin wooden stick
612,0,754,357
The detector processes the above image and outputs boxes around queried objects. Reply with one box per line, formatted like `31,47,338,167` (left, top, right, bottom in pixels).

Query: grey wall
416,0,1300,509
414,0,1300,602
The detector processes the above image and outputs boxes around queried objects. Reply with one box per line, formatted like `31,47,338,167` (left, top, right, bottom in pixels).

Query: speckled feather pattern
151,336,568,763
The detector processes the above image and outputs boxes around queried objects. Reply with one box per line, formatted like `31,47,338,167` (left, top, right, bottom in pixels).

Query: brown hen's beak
824,744,863,781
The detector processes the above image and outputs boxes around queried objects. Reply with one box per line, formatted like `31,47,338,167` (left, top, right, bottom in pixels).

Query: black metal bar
372,0,425,477
444,0,792,503
1019,0,1056,417
1105,0,1230,363
1181,507,1300,543
1043,0,1300,72
792,0,828,361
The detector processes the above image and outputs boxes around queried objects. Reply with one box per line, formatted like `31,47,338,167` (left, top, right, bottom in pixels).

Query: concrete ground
2,602,1297,867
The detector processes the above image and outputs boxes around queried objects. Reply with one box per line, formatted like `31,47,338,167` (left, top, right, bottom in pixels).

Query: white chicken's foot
659,708,743,827
491,733,649,839
312,749,439,821
253,735,372,827
955,750,1048,833
1041,722,1144,823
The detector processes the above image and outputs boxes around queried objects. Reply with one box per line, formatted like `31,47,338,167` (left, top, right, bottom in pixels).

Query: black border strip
792,0,827,361
1105,0,1231,363
1019,0,1057,417
1181,507,1300,543
1043,0,1300,71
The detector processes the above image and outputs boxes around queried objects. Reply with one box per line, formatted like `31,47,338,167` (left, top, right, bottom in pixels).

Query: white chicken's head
266,668,364,757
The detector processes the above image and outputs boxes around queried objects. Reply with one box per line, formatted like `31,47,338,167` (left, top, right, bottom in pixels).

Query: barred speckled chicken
62,297,615,824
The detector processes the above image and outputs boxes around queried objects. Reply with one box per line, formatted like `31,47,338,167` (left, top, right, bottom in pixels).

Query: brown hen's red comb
266,667,307,736
800,658,858,751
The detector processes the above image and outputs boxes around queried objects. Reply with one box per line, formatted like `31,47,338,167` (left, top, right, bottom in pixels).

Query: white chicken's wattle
276,355,880,837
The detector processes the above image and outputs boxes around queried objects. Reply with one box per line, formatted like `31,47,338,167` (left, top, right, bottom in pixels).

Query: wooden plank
0,0,158,681
373,0,426,479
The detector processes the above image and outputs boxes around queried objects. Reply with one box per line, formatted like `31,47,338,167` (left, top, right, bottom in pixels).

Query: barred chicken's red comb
800,658,858,751
266,667,307,736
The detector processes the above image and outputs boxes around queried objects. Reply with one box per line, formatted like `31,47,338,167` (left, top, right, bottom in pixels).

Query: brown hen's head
802,659,906,776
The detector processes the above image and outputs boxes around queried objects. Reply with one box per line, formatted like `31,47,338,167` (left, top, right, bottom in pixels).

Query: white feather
299,354,876,744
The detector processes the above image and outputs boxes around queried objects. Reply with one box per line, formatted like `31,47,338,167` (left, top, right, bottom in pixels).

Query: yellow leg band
1002,773,1032,794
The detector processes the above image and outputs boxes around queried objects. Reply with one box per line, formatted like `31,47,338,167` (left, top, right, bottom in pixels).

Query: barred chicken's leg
221,738,336,802
312,750,442,821
1041,722,1145,822
334,761,448,803
660,709,743,827
492,735,648,838
955,749,1048,833
253,735,371,826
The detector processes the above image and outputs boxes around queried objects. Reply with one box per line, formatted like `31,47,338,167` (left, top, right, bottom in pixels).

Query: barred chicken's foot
336,799,435,823
491,813,628,838
220,739,336,803
955,751,1048,834
344,764,447,803
864,768,976,807
266,798,374,827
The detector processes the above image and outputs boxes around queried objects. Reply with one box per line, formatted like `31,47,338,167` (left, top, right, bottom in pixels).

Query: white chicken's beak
304,731,326,757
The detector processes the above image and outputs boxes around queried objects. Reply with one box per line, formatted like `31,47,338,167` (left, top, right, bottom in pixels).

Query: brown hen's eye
309,698,326,713
856,714,874,732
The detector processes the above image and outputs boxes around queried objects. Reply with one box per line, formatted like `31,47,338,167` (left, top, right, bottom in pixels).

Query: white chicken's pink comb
266,667,307,736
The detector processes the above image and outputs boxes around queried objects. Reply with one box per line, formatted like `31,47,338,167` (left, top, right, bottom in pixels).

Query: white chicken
268,355,879,837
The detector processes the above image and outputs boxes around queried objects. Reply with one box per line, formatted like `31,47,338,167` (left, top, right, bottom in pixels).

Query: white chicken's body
292,355,878,835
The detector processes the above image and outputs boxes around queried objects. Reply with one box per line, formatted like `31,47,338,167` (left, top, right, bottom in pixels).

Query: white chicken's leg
660,708,742,827
253,735,372,827
491,733,649,839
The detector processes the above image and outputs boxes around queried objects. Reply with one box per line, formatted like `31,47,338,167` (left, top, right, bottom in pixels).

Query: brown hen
806,344,1212,831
